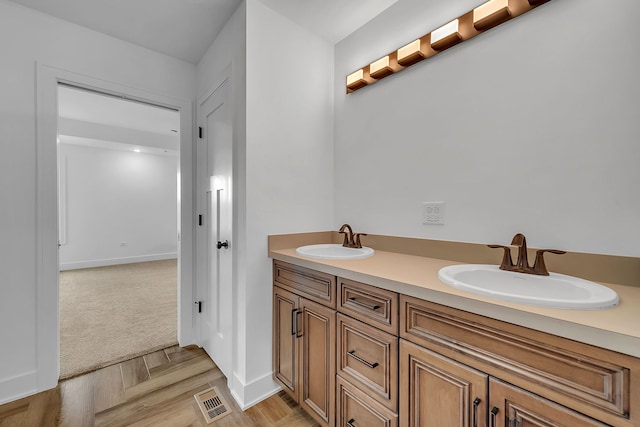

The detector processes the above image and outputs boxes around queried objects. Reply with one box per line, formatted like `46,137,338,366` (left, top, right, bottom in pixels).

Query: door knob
216,240,229,249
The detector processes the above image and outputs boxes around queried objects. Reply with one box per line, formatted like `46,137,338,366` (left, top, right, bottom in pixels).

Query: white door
197,78,233,379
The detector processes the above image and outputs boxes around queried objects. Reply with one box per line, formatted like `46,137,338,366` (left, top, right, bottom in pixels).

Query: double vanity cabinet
272,260,640,427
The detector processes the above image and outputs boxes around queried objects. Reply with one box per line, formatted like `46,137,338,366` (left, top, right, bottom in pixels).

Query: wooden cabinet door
273,286,299,401
400,339,488,427
488,378,609,427
299,298,336,427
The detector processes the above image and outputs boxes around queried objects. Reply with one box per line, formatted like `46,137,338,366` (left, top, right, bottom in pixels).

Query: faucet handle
488,244,514,270
353,233,367,248
531,249,567,276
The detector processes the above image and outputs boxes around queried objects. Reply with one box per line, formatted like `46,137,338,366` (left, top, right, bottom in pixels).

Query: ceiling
259,0,398,45
58,85,180,154
7,0,398,64
7,0,242,64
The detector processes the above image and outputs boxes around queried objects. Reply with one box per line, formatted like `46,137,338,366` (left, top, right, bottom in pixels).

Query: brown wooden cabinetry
338,277,399,335
400,339,488,427
273,285,298,398
400,338,610,427
337,313,398,411
400,295,639,427
273,262,336,427
272,260,639,427
488,378,608,427
336,279,400,425
336,375,398,427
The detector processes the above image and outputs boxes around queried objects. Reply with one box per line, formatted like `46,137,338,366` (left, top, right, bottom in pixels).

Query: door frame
35,63,196,390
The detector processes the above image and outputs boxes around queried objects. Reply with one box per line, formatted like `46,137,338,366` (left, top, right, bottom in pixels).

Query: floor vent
194,386,232,424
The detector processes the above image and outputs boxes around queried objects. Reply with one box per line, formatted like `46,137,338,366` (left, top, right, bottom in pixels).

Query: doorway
35,64,195,392
56,84,181,378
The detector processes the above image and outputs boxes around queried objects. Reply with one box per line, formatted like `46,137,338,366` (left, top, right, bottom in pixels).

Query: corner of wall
229,371,280,410
0,371,38,406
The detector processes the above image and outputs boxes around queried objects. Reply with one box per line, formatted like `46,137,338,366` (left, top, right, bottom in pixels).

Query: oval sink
296,244,374,260
438,264,619,310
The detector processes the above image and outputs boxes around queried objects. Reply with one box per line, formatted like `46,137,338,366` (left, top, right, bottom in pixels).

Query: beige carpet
59,259,178,379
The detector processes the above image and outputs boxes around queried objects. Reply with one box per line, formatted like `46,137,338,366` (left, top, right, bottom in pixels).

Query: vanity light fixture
369,56,393,79
473,0,512,31
397,39,425,66
430,19,462,51
346,69,368,91
345,0,551,93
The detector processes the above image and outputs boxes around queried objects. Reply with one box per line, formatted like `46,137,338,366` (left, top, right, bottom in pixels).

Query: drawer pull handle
472,397,481,427
291,309,297,335
347,418,356,427
348,297,380,311
347,350,379,369
490,406,499,427
295,310,303,338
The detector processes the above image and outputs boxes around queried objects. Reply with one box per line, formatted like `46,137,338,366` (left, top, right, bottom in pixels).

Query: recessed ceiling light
133,148,141,153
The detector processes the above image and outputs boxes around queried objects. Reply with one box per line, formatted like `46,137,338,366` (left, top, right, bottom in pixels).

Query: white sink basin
296,244,374,260
438,264,619,310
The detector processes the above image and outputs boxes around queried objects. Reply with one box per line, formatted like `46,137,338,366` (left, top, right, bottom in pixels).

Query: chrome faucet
489,233,566,276
339,224,367,248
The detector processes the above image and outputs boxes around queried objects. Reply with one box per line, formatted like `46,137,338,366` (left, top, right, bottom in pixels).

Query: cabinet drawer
337,375,398,427
273,261,336,308
337,314,398,411
401,295,639,427
338,278,398,335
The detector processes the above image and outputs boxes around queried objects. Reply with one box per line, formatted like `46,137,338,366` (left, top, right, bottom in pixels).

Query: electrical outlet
422,202,445,225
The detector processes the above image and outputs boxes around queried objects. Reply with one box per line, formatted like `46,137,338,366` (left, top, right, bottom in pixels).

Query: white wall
58,143,177,270
0,0,195,405
195,0,335,408
199,0,334,408
196,0,250,406
334,0,640,257
244,0,334,405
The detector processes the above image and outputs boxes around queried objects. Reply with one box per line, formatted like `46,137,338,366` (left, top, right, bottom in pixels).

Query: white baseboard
59,252,177,271
0,370,38,406
229,371,281,410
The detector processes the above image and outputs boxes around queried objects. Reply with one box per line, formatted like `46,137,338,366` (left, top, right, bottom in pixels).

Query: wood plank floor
0,346,319,426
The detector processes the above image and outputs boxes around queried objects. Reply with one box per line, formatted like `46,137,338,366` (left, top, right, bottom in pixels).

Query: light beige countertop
269,242,640,359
